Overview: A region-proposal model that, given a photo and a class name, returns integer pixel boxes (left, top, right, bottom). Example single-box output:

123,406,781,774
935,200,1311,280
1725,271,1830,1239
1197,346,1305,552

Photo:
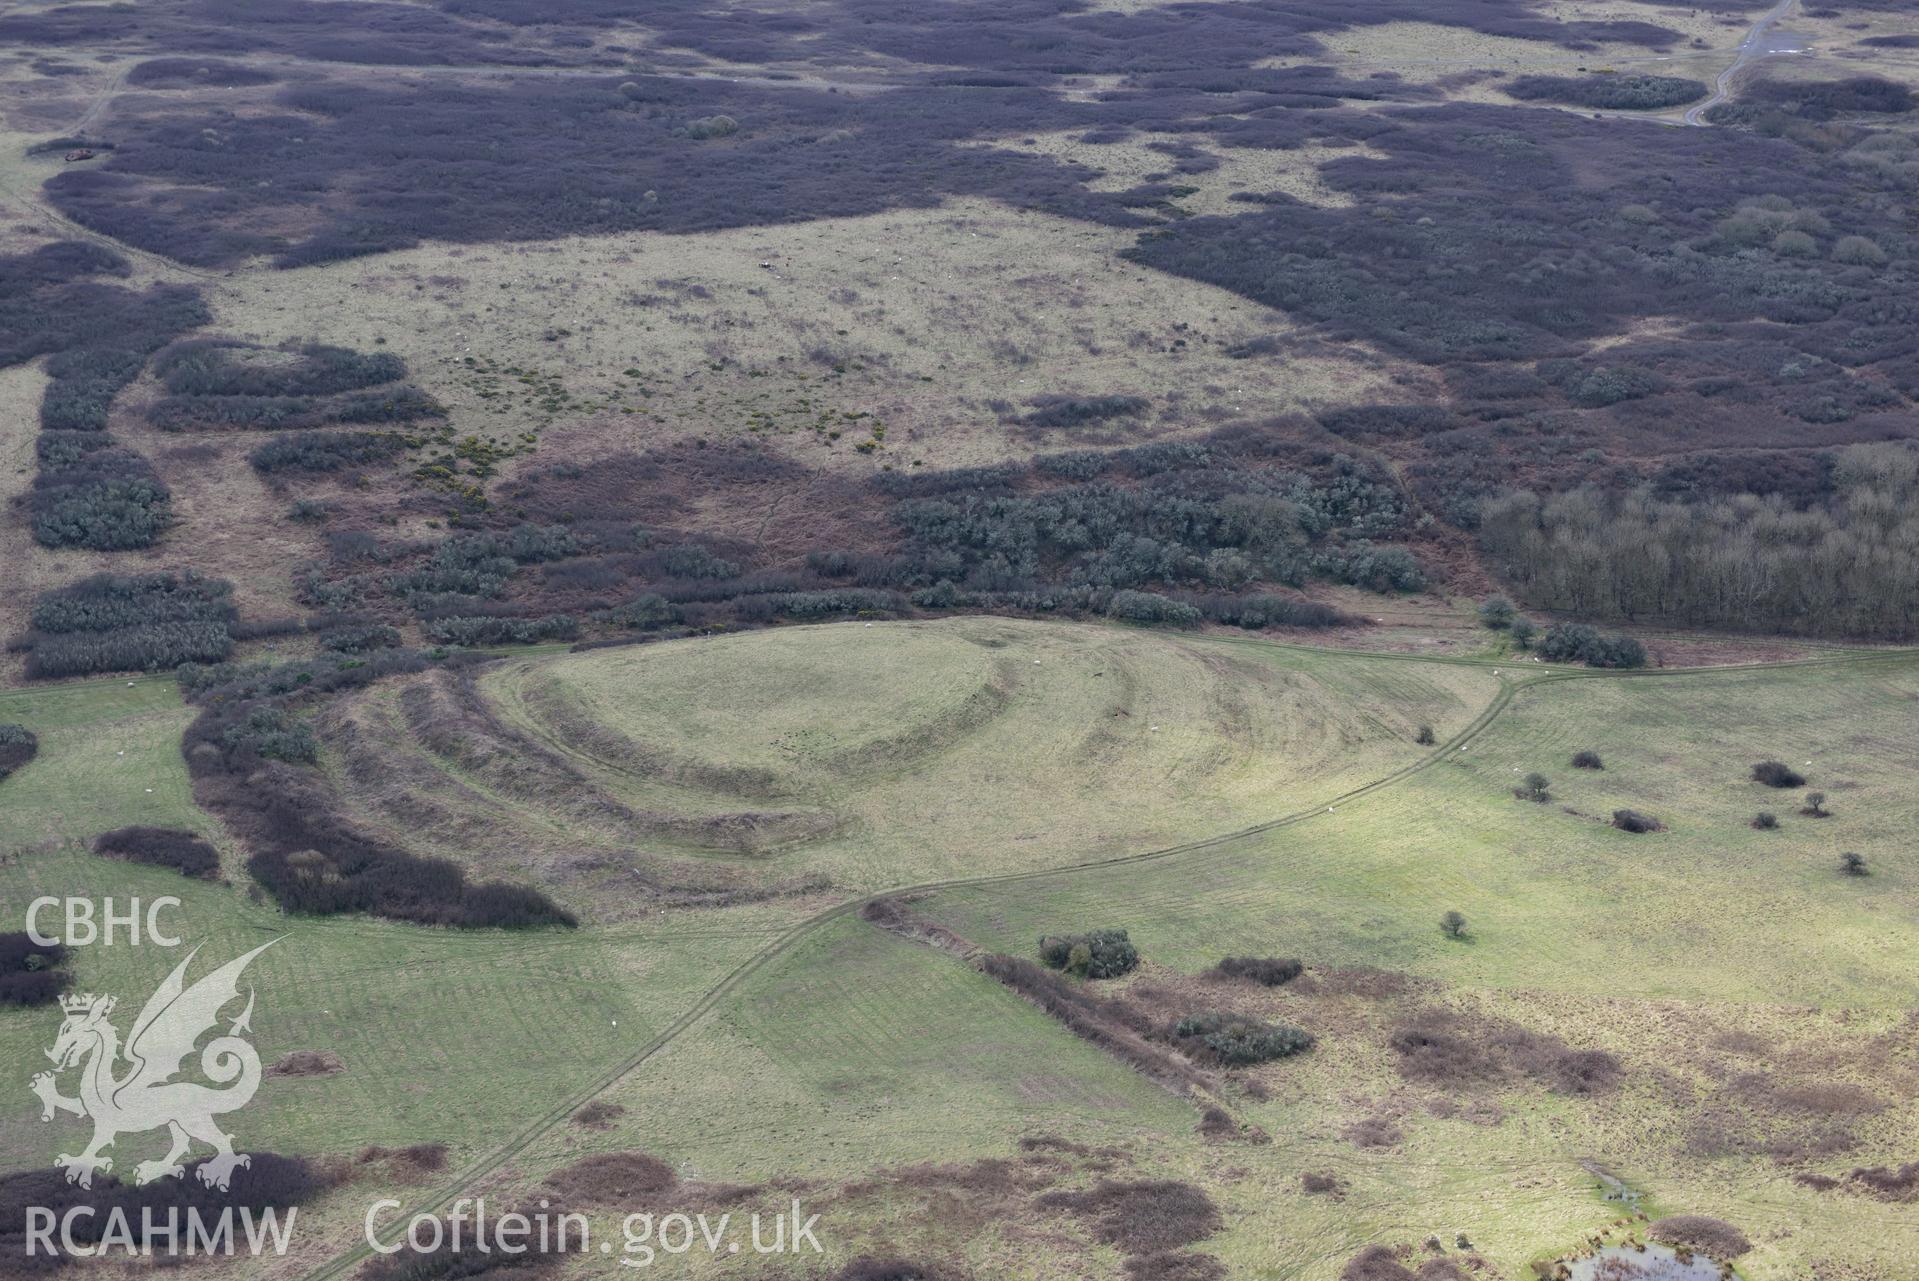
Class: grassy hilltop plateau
3,0,1919,1278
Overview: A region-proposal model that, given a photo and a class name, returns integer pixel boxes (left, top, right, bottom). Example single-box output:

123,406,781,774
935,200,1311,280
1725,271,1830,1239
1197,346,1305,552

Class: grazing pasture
8,626,1915,1278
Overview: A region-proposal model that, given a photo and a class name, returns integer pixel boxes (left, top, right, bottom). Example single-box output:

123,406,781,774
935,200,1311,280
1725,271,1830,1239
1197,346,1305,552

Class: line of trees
1479,444,1919,639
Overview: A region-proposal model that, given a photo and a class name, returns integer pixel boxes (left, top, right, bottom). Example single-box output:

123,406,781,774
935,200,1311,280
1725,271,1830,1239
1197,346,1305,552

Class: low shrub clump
157,339,406,398
0,932,69,1007
320,623,402,653
1186,593,1350,630
1171,1011,1314,1066
92,826,221,879
0,724,38,780
1647,1216,1751,1260
1108,590,1201,628
147,339,437,435
1212,956,1302,986
249,430,405,473
1752,811,1779,830
594,594,681,631
1388,1007,1619,1095
355,1201,563,1281
1016,394,1150,430
1844,1163,1919,1198
1036,1179,1222,1256
1039,928,1139,979
1477,595,1516,629
831,1259,965,1281
1514,772,1551,803
756,588,905,619
1537,622,1647,669
1752,760,1806,788
1612,809,1664,834
1571,750,1603,770
542,1152,677,1206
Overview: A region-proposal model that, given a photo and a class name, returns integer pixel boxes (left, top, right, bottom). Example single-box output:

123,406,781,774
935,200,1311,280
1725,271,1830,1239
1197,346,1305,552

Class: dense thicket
31,444,173,549
1170,1011,1314,1065
293,449,1379,642
890,449,1422,597
9,275,207,409
126,56,280,88
149,339,436,432
1481,444,1919,638
1127,105,1908,366
1039,928,1139,979
1535,623,1647,669
1733,76,1914,121
41,346,147,432
1388,1007,1620,1095
1504,74,1706,110
0,243,207,551
25,0,1686,267
1125,102,1919,571
1,0,1684,84
20,573,235,678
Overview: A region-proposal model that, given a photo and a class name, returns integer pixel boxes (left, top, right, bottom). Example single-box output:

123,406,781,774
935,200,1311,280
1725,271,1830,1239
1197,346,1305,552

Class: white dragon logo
29,941,275,1191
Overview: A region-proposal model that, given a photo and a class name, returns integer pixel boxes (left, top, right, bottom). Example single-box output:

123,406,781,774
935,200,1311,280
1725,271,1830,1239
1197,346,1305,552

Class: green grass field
889,655,1919,1278
3,629,1916,1280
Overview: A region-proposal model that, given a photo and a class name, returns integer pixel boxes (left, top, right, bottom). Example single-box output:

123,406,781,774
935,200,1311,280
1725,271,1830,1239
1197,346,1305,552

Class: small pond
1564,1242,1729,1281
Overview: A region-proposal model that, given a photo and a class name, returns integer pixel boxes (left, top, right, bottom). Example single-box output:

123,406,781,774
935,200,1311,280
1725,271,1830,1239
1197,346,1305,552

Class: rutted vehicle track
1683,0,1801,127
